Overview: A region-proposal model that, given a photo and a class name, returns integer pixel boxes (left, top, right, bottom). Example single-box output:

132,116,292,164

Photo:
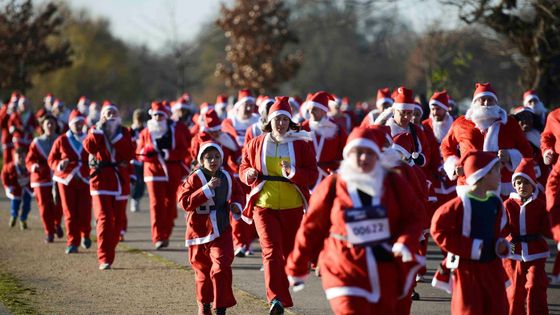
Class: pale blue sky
39,0,460,51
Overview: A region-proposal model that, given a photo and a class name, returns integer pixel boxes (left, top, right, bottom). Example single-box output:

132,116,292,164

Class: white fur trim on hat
148,109,168,117
343,138,381,159
101,105,118,116
523,95,540,107
466,157,500,186
69,116,85,126
307,101,329,113
472,91,498,104
234,96,256,109
197,143,224,165
376,98,394,108
429,99,448,111
511,172,538,189
267,110,292,123
171,102,193,112
392,103,416,111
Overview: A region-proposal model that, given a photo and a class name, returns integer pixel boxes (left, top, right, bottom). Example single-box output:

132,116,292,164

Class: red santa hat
523,90,540,106
288,96,301,111
17,96,29,107
391,133,416,160
68,109,85,126
233,89,256,110
215,94,228,108
413,101,423,116
392,86,416,111
77,96,88,106
460,150,500,186
197,141,224,165
306,91,332,113
376,88,394,108
149,101,170,118
100,100,118,117
328,93,341,109
9,92,20,105
201,109,222,132
172,95,194,112
200,102,215,115
429,90,449,111
511,106,534,116
472,82,498,104
43,93,54,106
342,127,384,159
511,158,538,189
267,96,292,123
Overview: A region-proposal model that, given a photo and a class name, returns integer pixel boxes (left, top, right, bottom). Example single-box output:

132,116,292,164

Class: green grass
0,269,38,314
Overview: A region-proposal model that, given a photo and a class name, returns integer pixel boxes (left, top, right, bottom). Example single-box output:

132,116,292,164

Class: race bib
344,206,391,246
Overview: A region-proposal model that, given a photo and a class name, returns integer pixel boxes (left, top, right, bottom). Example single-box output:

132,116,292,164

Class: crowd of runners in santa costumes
1,81,560,315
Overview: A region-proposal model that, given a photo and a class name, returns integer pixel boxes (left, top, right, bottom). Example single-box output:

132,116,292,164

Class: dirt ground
0,204,269,315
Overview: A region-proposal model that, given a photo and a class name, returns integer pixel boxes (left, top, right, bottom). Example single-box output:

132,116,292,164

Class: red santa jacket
441,115,533,194
48,130,89,186
504,192,552,261
8,111,39,149
178,168,245,246
26,135,57,188
286,171,424,302
2,161,32,200
0,105,12,148
221,114,259,147
244,121,264,145
422,118,457,196
83,125,134,196
301,119,347,187
172,120,194,171
136,121,189,182
431,192,508,263
190,131,241,174
239,133,318,223
541,108,560,172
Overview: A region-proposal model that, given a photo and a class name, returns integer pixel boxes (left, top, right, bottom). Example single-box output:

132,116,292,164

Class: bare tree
441,0,560,104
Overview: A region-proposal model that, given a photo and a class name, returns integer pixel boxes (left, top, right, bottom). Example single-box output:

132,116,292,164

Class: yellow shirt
255,155,303,209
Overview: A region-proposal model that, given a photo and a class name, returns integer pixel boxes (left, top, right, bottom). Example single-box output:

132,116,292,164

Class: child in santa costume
221,89,260,147
83,101,135,270
48,109,92,254
178,141,244,315
431,150,510,315
27,114,63,243
503,158,551,315
3,145,33,230
285,126,424,315
301,91,347,190
137,101,189,250
239,96,318,314
541,107,560,243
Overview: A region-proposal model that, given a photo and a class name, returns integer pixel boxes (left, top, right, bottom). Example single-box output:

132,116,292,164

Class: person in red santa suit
301,91,347,190
214,94,230,121
0,92,20,164
35,93,55,121
522,90,547,127
26,114,63,243
222,89,260,148
170,97,195,176
286,126,424,315
245,97,274,145
440,82,533,198
136,101,189,250
431,150,511,315
49,109,92,254
503,158,551,315
8,96,39,151
510,106,549,193
83,101,134,270
239,96,318,314
190,108,241,174
361,88,394,127
288,96,304,124
3,144,33,230
422,90,457,208
328,95,354,134
178,141,245,315
51,99,70,133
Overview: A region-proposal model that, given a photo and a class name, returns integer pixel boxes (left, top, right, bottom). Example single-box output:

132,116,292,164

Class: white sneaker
234,247,246,257
416,274,425,282
130,199,139,212
99,263,111,270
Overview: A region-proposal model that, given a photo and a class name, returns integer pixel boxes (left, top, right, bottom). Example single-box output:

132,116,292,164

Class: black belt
259,174,291,183
199,205,216,211
511,234,541,243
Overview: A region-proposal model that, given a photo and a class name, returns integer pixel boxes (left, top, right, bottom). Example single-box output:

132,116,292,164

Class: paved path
123,198,560,315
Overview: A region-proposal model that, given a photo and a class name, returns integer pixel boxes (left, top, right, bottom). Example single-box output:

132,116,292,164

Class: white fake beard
431,114,453,143
147,119,168,139
467,105,503,131
104,117,122,136
338,158,385,197
309,117,337,139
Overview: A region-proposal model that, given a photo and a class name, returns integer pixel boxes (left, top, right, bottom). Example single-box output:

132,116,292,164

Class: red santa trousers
58,178,91,247
92,195,119,265
253,206,303,308
328,262,400,315
189,227,236,309
34,186,62,235
451,259,508,315
231,213,257,250
506,258,548,315
146,180,177,243
116,199,127,237
546,168,560,241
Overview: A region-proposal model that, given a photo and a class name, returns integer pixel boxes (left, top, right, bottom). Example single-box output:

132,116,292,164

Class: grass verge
0,268,37,314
